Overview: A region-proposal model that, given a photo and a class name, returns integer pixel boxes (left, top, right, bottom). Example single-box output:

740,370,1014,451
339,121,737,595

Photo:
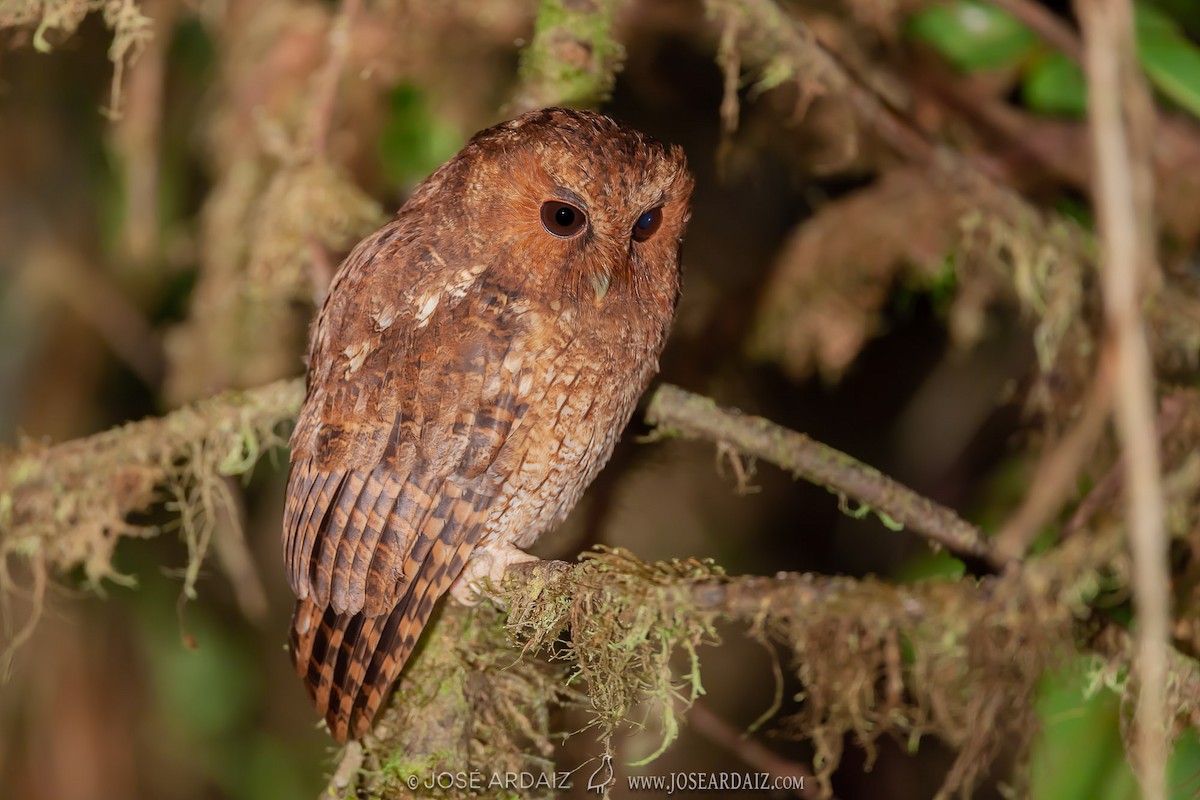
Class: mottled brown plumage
282,107,693,742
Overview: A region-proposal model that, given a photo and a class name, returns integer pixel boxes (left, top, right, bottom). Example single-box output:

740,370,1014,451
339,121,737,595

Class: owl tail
288,536,475,742
288,597,428,743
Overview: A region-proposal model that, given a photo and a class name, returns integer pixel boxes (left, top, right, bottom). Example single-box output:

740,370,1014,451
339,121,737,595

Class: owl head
414,107,694,309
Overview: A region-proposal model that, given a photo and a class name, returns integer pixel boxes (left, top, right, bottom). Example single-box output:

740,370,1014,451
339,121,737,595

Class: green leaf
907,1,1038,71
1023,52,1088,117
1032,662,1200,799
1031,666,1135,800
1136,3,1180,37
1136,5,1200,119
1169,731,1200,799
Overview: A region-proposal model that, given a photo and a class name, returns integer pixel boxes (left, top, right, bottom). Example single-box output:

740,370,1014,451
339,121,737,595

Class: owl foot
449,545,540,606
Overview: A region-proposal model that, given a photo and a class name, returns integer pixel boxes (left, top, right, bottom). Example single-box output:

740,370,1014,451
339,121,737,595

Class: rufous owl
282,107,694,742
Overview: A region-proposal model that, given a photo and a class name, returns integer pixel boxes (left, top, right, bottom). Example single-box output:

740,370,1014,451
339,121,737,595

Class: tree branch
1,374,1196,799
645,384,1001,565
1076,0,1169,795
0,378,304,586
494,545,1199,799
307,0,361,158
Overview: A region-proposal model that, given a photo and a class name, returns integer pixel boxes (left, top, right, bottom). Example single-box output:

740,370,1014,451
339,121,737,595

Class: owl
282,107,694,742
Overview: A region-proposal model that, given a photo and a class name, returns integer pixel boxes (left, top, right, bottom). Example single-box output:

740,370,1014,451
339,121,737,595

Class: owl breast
479,301,664,550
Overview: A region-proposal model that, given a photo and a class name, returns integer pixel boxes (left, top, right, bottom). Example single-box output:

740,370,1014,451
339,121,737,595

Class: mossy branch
0,377,303,592
349,543,1200,800
646,383,1000,565
1,375,1198,798
1,0,154,118
513,0,626,113
704,0,1060,224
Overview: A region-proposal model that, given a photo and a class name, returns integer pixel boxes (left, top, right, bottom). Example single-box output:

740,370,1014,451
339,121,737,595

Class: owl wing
282,230,531,741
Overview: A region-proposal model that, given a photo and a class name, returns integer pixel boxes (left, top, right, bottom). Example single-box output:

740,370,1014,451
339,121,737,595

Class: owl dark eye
540,201,587,238
631,207,663,242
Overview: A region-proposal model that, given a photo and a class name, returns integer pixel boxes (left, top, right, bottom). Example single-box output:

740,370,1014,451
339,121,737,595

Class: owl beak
591,270,611,301
588,238,627,302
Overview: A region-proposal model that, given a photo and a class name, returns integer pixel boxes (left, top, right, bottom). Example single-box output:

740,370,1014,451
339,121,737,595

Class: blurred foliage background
1,0,1200,798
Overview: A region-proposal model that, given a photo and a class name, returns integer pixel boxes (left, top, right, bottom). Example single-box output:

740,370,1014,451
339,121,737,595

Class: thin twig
993,346,1115,561
212,476,269,624
1062,392,1191,538
0,549,45,679
1076,0,1168,795
687,702,817,797
113,0,173,263
308,235,335,307
25,244,164,386
645,384,1001,565
715,9,742,176
308,0,361,158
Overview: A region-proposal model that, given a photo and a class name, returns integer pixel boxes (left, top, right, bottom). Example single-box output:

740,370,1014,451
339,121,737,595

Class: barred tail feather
288,534,476,742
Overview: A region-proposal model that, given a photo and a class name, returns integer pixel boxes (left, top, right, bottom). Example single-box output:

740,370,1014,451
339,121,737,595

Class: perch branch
500,548,1200,798
0,371,1195,799
1077,0,1168,795
645,384,1000,565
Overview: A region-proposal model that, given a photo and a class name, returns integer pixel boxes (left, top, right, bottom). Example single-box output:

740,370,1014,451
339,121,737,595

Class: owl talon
449,546,540,606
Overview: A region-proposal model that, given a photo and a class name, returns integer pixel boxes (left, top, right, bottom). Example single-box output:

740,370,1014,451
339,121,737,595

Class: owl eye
540,201,587,238
631,207,663,242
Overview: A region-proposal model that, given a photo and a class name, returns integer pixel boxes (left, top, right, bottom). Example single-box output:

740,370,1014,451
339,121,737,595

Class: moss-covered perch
345,543,1200,799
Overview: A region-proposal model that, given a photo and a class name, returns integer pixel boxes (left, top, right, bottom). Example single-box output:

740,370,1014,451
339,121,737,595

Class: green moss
352,602,569,800
516,0,625,109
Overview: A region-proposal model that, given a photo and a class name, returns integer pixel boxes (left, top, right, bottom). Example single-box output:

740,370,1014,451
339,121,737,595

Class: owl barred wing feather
288,495,487,742
282,222,534,741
